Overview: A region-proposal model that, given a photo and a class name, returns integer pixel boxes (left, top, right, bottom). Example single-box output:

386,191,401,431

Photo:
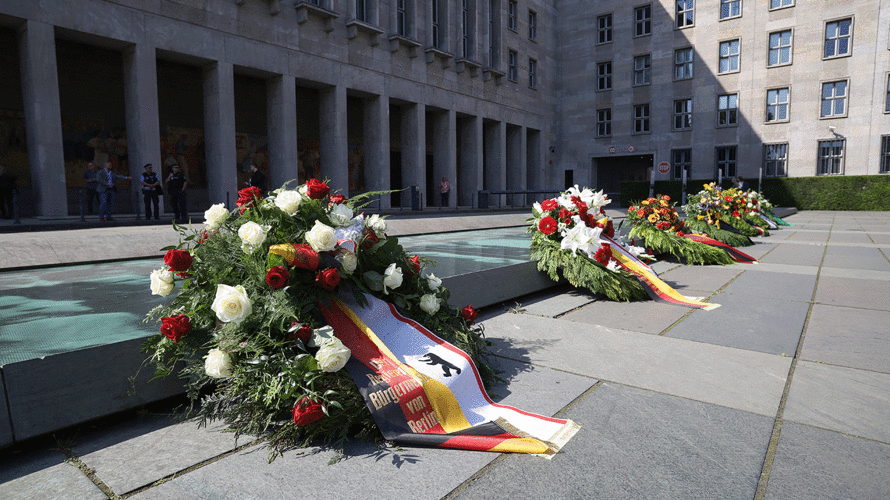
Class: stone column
320,85,348,195
458,114,482,207
267,75,298,189
18,21,66,217
363,94,390,208
432,110,456,207
484,119,506,191
526,128,544,194
203,61,238,207
123,43,161,181
506,124,526,205
401,103,426,208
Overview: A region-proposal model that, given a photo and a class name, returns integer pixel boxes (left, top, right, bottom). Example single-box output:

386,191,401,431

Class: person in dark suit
247,163,267,194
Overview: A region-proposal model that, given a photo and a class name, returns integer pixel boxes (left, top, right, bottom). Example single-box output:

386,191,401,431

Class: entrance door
595,155,653,198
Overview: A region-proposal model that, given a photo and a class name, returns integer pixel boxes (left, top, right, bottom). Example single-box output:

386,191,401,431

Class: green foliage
684,218,754,247
628,225,735,266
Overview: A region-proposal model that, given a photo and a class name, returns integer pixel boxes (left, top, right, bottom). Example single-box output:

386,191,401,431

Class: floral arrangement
144,180,489,456
528,186,652,302
683,184,763,246
625,195,734,266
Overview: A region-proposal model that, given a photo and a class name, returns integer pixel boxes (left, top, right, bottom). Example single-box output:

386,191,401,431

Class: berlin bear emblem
417,353,462,377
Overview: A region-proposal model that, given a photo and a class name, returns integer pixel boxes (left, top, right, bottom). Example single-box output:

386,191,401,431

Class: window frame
769,0,793,11
820,79,849,119
763,143,789,177
674,47,694,80
395,0,409,37
715,145,738,178
508,50,518,82
817,139,845,175
596,61,613,92
634,4,652,38
718,38,741,74
596,108,612,138
768,29,793,67
507,0,517,32
885,73,890,113
673,98,693,131
633,103,651,135
672,148,692,180
880,136,890,173
528,10,537,41
719,0,741,21
597,13,613,45
717,93,739,127
633,54,652,86
823,17,853,60
765,86,791,124
676,0,695,29
528,57,537,89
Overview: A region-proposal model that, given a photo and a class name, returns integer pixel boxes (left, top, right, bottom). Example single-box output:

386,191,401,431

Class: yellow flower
647,214,659,223
641,200,649,206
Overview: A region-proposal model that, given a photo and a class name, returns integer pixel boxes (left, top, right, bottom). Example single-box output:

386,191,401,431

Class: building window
720,0,740,20
770,0,793,9
817,140,845,175
396,0,408,36
431,0,442,49
596,108,612,137
824,18,852,59
528,10,537,41
461,0,471,59
488,0,499,68
821,80,848,118
597,14,612,44
634,54,651,86
676,0,694,28
634,104,650,134
766,87,790,123
672,149,691,180
718,93,738,126
634,5,651,37
508,0,517,31
885,74,890,112
764,143,788,177
768,30,792,66
674,47,693,80
356,0,369,22
508,50,518,81
719,39,740,73
716,146,737,177
529,58,537,88
881,136,890,173
597,61,612,91
674,99,693,130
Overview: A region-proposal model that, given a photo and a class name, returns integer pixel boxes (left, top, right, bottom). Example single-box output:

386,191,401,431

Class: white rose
274,190,302,216
308,325,336,348
203,203,230,229
210,284,253,324
315,338,351,372
305,220,337,253
150,268,175,296
335,251,358,274
205,348,233,378
237,222,270,253
426,273,442,290
419,294,441,315
382,263,403,294
329,203,353,226
366,214,387,233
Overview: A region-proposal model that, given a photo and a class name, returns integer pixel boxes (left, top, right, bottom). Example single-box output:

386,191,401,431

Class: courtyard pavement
1,210,889,499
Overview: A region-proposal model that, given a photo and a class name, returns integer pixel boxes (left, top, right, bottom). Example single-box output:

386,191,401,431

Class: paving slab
800,304,890,374
814,276,890,311
828,231,875,245
765,422,890,500
818,266,890,281
454,382,773,500
783,231,829,243
0,448,106,500
718,270,816,303
483,312,791,417
757,243,825,267
783,361,890,443
128,356,595,500
868,233,890,245
507,285,597,318
741,262,819,276
822,245,890,271
656,265,743,294
560,298,692,335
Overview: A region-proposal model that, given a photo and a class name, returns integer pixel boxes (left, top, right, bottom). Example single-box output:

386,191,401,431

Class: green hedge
620,175,890,210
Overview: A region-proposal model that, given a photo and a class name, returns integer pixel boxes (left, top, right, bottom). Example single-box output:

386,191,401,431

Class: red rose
408,255,421,274
329,194,345,204
541,199,558,211
538,216,557,235
160,314,191,342
266,266,290,289
461,305,478,325
164,249,193,272
288,244,320,271
305,179,330,199
288,322,313,344
236,187,263,214
292,397,325,426
362,228,380,249
316,267,341,291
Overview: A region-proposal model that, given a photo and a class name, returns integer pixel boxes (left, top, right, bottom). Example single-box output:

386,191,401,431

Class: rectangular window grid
634,104,650,134
634,55,651,86
718,93,738,126
508,51,517,81
676,0,694,28
508,0,517,31
716,146,737,178
886,74,890,112
528,11,537,40
396,0,407,36
764,143,788,177
598,14,612,44
674,99,693,130
719,39,740,73
529,58,537,88
461,0,469,58
596,108,612,137
635,5,651,36
597,61,612,91
770,0,793,9
766,88,789,122
769,30,792,66
672,149,691,180
821,81,848,118
674,48,693,80
720,0,740,20
356,0,367,22
824,19,852,58
817,140,844,175
431,0,441,49
881,136,890,173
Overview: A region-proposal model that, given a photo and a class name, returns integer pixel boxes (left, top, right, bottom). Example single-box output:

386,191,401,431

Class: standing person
166,164,189,223
83,162,99,214
246,163,267,194
737,176,750,191
96,161,132,221
140,163,161,220
439,176,450,207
